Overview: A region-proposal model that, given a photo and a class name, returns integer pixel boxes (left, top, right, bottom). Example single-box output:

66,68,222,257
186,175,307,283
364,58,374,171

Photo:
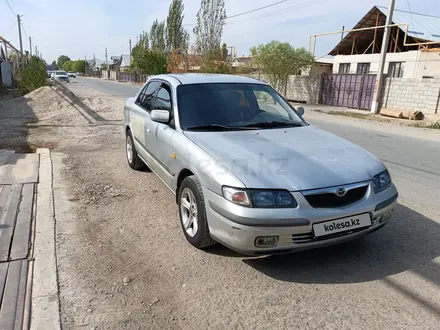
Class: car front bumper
204,182,398,255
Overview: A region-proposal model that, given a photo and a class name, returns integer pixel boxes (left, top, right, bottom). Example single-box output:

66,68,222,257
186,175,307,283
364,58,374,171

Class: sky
0,0,438,64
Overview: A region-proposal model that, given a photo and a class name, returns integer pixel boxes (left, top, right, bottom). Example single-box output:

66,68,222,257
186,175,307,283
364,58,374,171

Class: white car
51,71,70,83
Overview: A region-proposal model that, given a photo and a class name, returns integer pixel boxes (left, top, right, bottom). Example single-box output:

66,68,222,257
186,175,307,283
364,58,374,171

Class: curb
30,148,61,330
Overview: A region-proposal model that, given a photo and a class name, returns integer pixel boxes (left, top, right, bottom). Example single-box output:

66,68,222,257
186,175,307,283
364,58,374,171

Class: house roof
329,6,440,55
120,54,131,67
377,6,440,42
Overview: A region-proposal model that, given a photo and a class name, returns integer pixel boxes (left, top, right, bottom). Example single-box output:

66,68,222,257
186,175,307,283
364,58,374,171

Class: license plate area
313,213,371,237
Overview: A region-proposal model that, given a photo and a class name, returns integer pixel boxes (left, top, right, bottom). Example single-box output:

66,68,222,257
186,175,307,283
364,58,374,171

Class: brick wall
284,75,321,104
380,77,440,114
244,73,321,104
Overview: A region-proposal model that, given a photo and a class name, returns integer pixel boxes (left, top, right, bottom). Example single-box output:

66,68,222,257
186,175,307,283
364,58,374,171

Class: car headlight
373,170,391,193
222,187,297,208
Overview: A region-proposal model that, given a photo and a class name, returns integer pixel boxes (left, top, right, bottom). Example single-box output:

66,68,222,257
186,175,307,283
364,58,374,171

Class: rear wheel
178,176,216,249
126,130,145,170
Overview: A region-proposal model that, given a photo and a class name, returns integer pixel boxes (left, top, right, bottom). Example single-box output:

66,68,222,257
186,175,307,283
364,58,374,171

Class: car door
131,80,160,163
148,82,176,186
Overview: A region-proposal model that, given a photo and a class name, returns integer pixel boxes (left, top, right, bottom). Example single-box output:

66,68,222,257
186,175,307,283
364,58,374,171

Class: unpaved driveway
2,79,440,329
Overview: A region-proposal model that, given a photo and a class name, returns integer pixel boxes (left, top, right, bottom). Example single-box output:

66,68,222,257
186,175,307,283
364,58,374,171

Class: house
108,54,131,71
87,58,105,70
329,6,440,78
302,57,333,75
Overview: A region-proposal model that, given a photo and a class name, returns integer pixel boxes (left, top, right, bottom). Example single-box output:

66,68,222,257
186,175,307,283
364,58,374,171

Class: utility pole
371,0,395,114
341,26,345,40
29,36,32,55
3,41,8,59
17,14,23,56
35,45,38,57
105,48,108,70
129,38,132,83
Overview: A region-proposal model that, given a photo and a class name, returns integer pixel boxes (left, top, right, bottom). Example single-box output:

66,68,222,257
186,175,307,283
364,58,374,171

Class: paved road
76,76,140,97
66,77,440,329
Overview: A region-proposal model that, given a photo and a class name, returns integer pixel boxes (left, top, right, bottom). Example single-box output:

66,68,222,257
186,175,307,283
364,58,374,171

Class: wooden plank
0,185,22,262
0,260,27,330
0,263,8,303
0,154,40,185
0,185,12,225
13,260,28,330
10,184,34,260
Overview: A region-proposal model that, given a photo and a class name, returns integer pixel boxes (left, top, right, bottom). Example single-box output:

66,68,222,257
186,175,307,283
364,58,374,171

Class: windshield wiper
186,124,253,131
245,121,303,128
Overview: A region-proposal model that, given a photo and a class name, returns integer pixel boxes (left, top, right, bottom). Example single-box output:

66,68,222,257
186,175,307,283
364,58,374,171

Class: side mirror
150,109,170,123
295,106,305,117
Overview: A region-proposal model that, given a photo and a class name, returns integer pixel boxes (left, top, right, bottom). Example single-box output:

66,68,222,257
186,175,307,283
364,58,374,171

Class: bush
17,56,48,94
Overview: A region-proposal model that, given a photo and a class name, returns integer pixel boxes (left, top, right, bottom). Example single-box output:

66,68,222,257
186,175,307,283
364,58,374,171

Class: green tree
63,60,73,71
193,0,226,56
250,41,314,93
166,0,189,52
17,56,47,94
57,55,71,69
50,60,58,70
132,31,167,75
150,20,166,53
72,60,86,73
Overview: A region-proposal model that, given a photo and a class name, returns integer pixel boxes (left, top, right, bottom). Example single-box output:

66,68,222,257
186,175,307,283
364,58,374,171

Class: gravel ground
2,79,440,329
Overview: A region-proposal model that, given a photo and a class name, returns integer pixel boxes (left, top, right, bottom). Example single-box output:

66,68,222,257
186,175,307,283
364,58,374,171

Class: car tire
178,176,216,249
126,130,145,170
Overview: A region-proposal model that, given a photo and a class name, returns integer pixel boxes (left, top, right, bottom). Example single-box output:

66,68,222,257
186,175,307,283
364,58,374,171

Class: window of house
388,62,404,78
338,63,351,74
357,63,370,74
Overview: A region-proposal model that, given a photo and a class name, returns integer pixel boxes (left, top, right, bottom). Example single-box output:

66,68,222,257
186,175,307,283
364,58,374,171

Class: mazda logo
336,188,346,197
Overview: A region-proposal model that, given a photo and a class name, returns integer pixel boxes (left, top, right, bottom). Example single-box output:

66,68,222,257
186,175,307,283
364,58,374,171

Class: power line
21,22,29,38
183,0,289,26
2,20,17,35
226,0,328,26
4,0,17,16
247,0,328,20
406,0,416,31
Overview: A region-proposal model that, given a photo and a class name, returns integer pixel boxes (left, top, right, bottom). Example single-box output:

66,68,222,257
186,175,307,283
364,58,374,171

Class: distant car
51,71,70,83
123,73,398,255
47,70,53,78
68,72,76,78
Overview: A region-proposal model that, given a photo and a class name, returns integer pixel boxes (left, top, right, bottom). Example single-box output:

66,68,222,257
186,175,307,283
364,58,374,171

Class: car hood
184,126,385,191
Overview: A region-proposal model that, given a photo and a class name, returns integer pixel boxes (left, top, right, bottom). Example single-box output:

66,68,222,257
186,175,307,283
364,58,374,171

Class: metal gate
321,74,376,110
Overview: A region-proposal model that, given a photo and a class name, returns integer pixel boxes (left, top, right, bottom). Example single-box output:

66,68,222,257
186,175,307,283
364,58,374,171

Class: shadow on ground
243,204,440,285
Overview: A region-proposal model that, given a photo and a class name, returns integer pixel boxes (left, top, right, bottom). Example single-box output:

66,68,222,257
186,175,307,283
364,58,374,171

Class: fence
381,77,440,114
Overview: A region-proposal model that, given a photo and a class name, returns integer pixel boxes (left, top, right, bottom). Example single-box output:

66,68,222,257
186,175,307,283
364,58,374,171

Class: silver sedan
123,73,398,255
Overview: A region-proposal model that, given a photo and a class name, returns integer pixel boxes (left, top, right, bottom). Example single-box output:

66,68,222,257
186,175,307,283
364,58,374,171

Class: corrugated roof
377,6,440,41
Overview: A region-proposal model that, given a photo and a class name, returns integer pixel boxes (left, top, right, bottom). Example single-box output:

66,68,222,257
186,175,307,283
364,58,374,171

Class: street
49,78,440,329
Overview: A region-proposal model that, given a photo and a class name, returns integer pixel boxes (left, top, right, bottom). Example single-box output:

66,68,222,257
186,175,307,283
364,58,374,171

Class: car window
253,90,289,119
137,81,160,111
177,83,305,130
152,85,171,111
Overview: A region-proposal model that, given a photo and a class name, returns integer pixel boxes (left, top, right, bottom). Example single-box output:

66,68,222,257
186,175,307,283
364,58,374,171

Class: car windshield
177,83,306,131
56,71,67,75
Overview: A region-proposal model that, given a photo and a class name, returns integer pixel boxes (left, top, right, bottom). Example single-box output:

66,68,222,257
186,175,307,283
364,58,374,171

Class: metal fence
118,72,149,83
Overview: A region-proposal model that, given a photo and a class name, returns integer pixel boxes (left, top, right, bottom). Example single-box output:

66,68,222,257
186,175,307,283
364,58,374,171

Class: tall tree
250,41,314,93
166,0,189,52
57,55,71,70
132,31,167,75
193,0,226,56
150,20,166,53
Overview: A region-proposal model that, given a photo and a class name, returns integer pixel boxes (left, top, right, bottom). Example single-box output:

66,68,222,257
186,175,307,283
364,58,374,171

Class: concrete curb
31,148,61,330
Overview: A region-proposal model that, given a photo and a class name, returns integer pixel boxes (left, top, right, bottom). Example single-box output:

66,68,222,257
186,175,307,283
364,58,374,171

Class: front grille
304,185,368,208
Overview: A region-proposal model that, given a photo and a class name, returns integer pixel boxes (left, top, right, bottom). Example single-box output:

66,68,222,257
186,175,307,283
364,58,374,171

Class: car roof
153,73,266,85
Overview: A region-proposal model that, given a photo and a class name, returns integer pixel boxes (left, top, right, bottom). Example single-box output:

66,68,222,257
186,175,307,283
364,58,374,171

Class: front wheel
178,176,216,249
126,130,146,170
